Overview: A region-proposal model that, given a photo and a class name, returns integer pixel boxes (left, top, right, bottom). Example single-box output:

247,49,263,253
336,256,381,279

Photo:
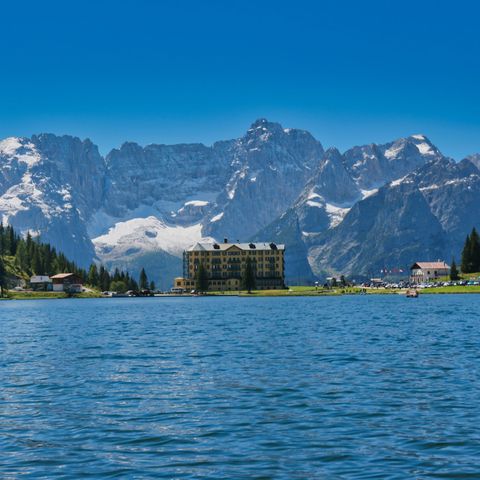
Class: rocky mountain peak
465,154,480,171
244,118,319,151
341,134,444,190
248,117,283,132
243,119,286,150
323,147,343,164
385,134,441,160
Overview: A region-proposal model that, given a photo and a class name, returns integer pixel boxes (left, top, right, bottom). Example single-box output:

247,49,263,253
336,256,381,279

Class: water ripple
1,295,480,478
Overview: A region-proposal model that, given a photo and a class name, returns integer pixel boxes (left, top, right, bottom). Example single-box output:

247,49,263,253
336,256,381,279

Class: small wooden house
50,273,83,293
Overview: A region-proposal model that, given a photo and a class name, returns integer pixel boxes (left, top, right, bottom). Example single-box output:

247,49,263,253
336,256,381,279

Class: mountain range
1,119,479,288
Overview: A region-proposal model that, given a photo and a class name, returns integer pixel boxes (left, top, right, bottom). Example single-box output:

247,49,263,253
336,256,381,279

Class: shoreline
2,286,480,300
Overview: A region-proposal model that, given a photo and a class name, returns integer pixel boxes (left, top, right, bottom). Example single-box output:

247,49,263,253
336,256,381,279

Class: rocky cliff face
0,121,478,287
257,134,448,279
307,157,480,278
103,141,231,220
0,135,104,266
343,135,443,190
202,118,325,241
466,154,480,171
308,181,449,277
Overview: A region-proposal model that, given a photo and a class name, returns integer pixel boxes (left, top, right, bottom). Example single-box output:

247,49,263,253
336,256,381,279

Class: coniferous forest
461,227,480,274
0,223,153,293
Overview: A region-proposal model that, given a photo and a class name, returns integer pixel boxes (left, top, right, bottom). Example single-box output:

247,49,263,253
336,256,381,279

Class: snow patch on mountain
0,137,47,222
384,144,403,160
93,216,214,257
0,190,26,224
415,142,435,156
390,176,407,187
361,188,378,199
0,137,41,166
306,200,323,208
184,200,209,207
402,134,437,157
302,192,350,228
0,169,58,223
210,212,224,222
325,203,350,227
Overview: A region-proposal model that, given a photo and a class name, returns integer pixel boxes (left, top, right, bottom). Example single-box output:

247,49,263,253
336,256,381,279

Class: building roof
50,273,80,280
30,275,52,283
411,262,450,270
187,242,285,252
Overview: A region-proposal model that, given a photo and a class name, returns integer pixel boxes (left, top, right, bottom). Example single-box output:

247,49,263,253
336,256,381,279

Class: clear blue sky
1,0,479,159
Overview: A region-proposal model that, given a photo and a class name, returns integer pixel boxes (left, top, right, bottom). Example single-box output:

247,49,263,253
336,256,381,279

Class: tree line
461,227,480,274
0,223,154,294
87,265,155,293
0,224,83,278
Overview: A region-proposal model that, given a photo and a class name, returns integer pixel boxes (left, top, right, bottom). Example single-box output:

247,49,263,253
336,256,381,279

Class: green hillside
0,224,151,298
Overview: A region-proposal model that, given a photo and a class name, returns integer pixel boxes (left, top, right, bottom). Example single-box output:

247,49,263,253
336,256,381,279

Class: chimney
224,238,228,244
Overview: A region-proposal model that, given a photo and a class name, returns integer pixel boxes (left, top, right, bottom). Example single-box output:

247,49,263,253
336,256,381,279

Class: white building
410,261,450,284
30,275,52,291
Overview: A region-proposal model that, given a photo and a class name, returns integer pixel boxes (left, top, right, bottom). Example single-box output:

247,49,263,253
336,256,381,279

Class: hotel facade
174,240,285,291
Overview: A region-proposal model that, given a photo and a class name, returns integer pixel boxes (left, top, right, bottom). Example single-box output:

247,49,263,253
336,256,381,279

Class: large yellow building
174,240,285,291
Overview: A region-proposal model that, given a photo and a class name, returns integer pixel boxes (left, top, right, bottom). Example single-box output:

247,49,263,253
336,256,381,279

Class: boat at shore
406,289,419,298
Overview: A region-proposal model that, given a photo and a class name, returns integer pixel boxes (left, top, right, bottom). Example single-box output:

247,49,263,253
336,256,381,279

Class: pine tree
149,280,156,291
87,264,99,287
242,257,256,293
0,223,4,255
461,233,472,273
8,226,16,255
113,268,121,282
99,266,111,292
195,263,209,292
25,231,34,258
31,248,42,274
470,228,480,272
0,256,6,297
450,258,460,281
44,246,55,275
127,274,138,292
461,228,480,273
15,241,30,274
139,268,148,290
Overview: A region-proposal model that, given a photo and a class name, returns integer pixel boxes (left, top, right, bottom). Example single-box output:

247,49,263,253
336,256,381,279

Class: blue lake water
1,295,480,479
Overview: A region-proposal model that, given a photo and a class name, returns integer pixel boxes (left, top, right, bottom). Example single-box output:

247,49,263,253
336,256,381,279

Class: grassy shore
210,284,480,297
2,285,480,300
0,290,103,300
209,286,358,297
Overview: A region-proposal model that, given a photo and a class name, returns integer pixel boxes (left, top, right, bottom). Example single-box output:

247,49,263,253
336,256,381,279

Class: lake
1,295,480,478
